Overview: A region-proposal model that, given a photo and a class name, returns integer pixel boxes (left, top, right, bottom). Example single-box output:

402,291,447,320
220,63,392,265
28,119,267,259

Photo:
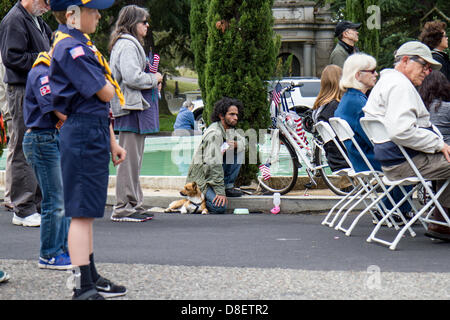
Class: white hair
340,53,377,91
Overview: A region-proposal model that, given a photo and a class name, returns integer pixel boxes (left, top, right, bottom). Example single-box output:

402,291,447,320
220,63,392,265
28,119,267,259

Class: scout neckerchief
52,30,125,106
32,52,51,68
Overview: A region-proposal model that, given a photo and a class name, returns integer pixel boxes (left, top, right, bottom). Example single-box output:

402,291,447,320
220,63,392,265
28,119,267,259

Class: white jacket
363,68,444,154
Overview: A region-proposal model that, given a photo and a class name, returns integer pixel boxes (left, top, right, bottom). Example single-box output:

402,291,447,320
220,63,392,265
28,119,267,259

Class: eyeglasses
139,20,149,26
360,69,377,74
409,56,432,73
44,0,49,5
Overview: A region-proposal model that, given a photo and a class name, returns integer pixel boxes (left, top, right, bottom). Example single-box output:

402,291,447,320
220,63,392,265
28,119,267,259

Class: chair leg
322,185,360,227
389,200,435,250
335,183,379,233
345,185,393,236
367,185,418,246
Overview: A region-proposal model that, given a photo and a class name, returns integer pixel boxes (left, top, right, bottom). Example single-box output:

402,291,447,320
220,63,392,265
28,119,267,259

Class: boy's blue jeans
23,129,70,258
205,151,243,214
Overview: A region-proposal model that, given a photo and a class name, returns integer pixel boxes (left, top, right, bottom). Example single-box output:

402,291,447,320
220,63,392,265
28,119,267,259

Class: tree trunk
159,74,172,115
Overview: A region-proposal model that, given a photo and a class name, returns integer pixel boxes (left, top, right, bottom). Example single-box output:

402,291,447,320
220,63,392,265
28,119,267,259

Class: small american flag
149,53,160,73
259,163,271,181
70,46,85,60
40,76,49,85
272,82,282,106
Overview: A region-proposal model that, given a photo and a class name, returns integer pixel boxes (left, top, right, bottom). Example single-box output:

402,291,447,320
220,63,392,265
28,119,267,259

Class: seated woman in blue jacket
334,53,413,222
174,100,195,134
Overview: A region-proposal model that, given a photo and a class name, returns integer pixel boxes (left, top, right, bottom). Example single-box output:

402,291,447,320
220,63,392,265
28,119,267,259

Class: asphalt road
0,206,449,301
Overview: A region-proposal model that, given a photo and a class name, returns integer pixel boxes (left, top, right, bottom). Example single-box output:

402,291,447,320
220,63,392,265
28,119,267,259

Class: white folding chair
360,117,450,250
314,121,378,228
329,117,410,236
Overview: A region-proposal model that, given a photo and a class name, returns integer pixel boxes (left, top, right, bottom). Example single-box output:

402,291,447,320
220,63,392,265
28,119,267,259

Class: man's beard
31,1,47,16
225,119,237,129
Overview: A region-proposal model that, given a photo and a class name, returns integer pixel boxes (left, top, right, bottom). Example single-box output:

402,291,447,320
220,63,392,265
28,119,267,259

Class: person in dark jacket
312,64,347,171
419,20,450,82
329,20,361,68
0,0,52,227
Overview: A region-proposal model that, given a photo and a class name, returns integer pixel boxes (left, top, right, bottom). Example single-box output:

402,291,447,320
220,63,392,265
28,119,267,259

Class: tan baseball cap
395,41,442,70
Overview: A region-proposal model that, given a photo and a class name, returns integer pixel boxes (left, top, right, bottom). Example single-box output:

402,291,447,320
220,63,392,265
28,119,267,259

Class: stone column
303,43,313,76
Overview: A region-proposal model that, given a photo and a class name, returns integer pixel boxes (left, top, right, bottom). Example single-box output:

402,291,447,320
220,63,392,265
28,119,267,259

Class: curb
0,171,363,214
105,191,349,214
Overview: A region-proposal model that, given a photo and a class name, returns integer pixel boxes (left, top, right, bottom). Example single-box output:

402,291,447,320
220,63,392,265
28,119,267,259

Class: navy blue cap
334,20,361,38
51,0,115,11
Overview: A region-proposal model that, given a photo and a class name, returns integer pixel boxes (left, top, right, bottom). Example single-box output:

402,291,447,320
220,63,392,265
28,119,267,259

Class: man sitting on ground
186,97,245,214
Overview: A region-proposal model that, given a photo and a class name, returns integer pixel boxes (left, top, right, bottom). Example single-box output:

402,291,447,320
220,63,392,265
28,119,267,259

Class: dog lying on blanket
164,182,208,214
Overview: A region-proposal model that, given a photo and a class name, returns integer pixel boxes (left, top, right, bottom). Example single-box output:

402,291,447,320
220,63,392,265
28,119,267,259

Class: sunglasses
360,69,377,74
44,0,49,5
139,20,150,26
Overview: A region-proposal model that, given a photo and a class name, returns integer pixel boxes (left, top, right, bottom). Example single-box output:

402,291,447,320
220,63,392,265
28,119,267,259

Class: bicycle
257,82,358,196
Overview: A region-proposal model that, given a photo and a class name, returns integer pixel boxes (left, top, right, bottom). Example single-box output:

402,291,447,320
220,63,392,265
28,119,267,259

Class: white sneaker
12,213,41,227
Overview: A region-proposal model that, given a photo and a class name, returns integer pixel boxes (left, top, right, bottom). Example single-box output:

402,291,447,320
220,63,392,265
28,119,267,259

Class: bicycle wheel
313,144,359,196
258,133,299,195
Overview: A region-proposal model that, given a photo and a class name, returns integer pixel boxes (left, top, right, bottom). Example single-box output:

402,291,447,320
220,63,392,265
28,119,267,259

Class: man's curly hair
419,20,447,50
210,97,244,123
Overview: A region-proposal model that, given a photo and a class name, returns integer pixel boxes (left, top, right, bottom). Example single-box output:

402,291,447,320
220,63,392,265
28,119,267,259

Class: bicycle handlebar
276,82,304,96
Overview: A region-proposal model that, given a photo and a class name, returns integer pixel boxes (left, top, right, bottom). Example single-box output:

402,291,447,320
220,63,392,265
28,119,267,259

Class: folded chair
314,121,381,228
360,117,450,250
329,117,410,236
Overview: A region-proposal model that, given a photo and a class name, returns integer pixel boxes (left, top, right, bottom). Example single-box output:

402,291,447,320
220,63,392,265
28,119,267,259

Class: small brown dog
164,182,208,214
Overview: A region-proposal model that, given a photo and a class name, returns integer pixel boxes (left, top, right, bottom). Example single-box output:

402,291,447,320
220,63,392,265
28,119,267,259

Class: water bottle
271,192,281,214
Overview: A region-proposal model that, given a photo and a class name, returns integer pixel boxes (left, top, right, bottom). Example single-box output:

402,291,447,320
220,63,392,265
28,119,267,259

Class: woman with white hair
334,53,412,222
334,53,378,172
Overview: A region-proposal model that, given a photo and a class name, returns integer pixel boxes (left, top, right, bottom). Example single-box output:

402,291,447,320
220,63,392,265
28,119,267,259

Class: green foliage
159,114,177,132
274,54,294,78
204,0,278,128
344,0,380,60
189,0,208,101
325,0,450,70
200,0,279,184
0,0,15,19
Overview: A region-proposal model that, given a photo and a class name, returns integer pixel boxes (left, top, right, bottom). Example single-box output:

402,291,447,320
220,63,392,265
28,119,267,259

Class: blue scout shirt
24,62,59,129
50,24,108,118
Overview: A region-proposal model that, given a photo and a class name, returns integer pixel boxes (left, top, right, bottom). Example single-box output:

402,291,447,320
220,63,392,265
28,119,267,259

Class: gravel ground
1,259,449,300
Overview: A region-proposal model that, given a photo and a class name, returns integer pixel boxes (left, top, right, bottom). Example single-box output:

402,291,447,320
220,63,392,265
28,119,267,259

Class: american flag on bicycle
259,163,271,180
271,82,282,106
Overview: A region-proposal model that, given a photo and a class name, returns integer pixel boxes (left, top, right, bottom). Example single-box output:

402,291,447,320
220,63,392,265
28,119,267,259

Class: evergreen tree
203,0,279,184
343,0,380,61
190,0,208,101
